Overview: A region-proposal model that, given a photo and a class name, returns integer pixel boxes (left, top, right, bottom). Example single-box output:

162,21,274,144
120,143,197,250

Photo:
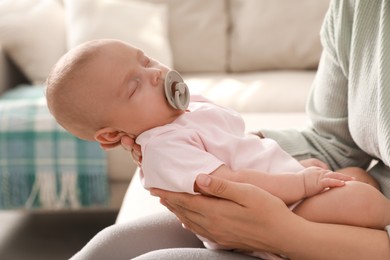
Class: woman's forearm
284,217,390,260
154,174,390,259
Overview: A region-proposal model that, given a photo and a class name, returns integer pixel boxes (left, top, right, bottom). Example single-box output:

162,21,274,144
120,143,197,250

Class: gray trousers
70,211,257,260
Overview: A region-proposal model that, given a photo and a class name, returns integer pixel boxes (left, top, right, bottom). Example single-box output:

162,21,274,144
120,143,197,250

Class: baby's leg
292,181,390,229
336,166,380,189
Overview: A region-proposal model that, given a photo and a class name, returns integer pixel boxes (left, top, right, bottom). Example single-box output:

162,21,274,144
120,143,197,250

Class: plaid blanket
0,86,108,209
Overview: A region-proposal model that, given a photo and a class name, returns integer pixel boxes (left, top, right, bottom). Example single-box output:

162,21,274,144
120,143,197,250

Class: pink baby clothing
136,95,303,193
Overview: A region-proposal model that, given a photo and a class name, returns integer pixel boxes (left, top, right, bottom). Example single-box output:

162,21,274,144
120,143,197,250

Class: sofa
0,0,330,215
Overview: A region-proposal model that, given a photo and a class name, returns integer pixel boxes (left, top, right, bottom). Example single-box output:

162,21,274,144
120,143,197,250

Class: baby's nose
150,69,162,86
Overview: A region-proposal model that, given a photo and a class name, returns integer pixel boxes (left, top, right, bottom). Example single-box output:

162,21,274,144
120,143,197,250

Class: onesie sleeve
140,130,224,194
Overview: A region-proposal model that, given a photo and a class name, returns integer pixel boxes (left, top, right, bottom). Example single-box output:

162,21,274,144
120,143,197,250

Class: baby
46,39,390,259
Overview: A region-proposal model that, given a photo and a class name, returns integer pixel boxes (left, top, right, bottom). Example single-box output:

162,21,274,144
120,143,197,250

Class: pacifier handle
164,70,190,110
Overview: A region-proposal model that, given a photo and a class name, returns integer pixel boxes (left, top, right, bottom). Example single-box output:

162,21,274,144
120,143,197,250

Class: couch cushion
142,0,227,73
106,146,137,182
228,0,330,72
0,0,40,14
0,0,66,83
183,71,315,113
64,0,173,67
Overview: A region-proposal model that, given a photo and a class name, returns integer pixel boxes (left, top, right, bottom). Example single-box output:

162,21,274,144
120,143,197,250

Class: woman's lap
70,210,258,259
70,211,203,260
133,248,258,260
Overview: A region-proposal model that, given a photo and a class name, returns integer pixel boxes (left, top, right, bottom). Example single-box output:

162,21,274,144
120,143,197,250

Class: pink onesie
136,95,303,259
137,95,303,193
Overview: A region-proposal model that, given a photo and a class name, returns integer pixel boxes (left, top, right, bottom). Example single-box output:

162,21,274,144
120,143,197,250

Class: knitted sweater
262,0,390,200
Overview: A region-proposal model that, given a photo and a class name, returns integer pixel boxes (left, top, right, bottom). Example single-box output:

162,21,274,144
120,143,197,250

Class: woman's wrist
281,219,390,260
270,212,309,257
246,205,307,257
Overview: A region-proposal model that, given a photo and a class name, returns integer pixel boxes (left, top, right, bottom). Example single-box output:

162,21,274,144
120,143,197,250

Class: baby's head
46,39,180,146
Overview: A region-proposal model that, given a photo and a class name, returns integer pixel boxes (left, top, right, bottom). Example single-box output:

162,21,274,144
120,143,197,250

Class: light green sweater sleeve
263,0,372,170
261,0,390,199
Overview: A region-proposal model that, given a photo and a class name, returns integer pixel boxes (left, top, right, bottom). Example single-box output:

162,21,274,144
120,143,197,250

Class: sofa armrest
0,45,29,95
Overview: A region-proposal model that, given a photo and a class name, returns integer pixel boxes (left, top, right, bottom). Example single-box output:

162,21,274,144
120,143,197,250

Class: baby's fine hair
45,40,108,141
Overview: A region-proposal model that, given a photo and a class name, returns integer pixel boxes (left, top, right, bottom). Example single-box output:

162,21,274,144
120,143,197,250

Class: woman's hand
99,135,142,165
120,135,142,166
99,140,122,150
151,174,301,255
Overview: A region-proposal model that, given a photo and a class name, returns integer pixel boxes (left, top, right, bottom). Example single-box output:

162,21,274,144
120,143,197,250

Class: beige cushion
142,0,227,73
0,0,66,83
64,0,173,67
106,146,137,182
229,0,330,72
0,0,40,14
183,71,315,113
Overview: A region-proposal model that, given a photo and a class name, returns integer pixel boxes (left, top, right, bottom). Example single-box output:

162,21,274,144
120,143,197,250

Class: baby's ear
94,127,125,145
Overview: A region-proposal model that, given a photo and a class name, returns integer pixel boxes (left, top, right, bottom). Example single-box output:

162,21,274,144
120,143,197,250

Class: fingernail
197,174,211,187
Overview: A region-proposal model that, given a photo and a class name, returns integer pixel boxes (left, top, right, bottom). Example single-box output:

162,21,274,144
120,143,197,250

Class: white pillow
0,0,39,15
142,0,227,73
0,0,66,84
64,0,172,67
229,0,330,72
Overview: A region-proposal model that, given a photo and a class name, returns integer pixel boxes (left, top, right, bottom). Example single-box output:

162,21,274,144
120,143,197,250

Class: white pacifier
164,70,190,110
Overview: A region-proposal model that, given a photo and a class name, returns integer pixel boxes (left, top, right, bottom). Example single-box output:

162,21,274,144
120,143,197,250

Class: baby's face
85,41,180,138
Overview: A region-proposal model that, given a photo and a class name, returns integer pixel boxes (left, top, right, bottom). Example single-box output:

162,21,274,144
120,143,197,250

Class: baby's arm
207,165,354,205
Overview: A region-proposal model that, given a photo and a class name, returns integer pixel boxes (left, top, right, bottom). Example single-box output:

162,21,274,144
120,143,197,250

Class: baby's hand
300,167,355,198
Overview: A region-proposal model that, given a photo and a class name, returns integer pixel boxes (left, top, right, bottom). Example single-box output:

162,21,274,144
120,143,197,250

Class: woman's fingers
120,135,135,151
121,135,142,165
153,174,254,211
99,141,121,150
195,174,258,206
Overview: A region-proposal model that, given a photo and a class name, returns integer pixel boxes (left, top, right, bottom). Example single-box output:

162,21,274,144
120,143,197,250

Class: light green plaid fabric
0,86,108,209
